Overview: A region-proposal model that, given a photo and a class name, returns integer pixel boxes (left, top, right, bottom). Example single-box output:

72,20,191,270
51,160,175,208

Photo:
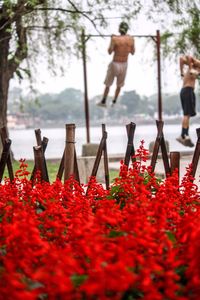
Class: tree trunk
0,18,12,158
0,71,9,128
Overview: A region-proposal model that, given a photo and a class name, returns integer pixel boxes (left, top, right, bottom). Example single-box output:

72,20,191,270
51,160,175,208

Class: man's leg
177,115,194,147
101,86,110,104
112,86,121,104
181,115,190,138
98,62,114,107
97,86,110,107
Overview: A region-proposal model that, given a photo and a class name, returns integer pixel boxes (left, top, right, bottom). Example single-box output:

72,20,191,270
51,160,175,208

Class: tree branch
34,7,91,14
26,25,73,32
8,15,27,77
67,0,99,31
0,0,46,31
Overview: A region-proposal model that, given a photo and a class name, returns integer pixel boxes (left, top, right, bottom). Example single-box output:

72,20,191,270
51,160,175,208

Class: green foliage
121,91,148,116
165,230,176,244
70,274,88,288
3,159,119,184
8,87,188,127
157,1,200,56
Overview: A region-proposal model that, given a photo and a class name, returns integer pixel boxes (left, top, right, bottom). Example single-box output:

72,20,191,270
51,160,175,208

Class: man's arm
179,56,186,77
180,55,194,76
108,36,114,54
130,37,135,55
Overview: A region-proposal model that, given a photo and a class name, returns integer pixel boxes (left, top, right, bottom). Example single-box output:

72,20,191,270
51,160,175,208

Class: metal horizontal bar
86,34,156,38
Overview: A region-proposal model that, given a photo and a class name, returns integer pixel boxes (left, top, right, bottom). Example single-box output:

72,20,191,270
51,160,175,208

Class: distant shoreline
8,115,199,130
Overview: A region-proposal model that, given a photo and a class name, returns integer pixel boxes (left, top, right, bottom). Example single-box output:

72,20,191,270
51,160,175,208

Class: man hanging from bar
176,55,200,147
180,54,200,76
97,22,135,108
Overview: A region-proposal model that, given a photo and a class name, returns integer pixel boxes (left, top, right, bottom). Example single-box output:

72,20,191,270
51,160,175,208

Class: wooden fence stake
190,127,200,179
64,124,76,181
90,131,107,178
57,125,79,183
124,122,136,167
35,128,42,146
57,151,64,180
0,138,12,183
86,126,108,194
0,127,14,181
33,145,48,182
102,124,109,190
150,120,170,176
31,129,49,182
170,151,180,184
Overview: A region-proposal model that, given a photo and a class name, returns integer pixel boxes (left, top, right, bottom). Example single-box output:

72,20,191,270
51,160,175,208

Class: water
9,124,199,160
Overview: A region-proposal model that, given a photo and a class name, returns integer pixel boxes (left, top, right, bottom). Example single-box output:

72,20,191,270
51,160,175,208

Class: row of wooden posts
0,120,200,189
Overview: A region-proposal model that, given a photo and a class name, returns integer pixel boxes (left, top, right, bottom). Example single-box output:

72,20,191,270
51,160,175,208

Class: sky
10,10,182,99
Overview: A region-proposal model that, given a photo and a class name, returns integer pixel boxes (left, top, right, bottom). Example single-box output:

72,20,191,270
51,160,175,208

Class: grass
2,160,119,184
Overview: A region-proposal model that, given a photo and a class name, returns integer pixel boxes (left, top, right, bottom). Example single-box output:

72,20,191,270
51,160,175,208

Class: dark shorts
180,86,196,117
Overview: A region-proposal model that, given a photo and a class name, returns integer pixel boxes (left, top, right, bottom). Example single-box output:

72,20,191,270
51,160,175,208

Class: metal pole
81,29,90,144
156,30,162,121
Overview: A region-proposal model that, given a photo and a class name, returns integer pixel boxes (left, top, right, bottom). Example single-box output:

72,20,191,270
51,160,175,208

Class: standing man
176,56,200,147
97,21,135,107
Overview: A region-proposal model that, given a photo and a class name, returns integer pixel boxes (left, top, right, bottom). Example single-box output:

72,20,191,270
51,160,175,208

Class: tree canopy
0,0,142,127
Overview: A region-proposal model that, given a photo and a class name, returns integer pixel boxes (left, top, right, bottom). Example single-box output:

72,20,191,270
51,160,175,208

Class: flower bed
0,143,200,299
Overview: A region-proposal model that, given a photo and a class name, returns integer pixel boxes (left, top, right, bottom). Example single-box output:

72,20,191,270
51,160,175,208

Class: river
9,123,199,160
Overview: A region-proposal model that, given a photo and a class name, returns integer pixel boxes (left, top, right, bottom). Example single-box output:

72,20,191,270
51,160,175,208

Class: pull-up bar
86,34,157,38
81,30,162,144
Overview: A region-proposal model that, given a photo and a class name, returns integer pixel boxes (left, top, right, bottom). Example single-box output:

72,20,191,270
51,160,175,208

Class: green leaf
70,274,88,287
108,230,127,238
166,230,176,243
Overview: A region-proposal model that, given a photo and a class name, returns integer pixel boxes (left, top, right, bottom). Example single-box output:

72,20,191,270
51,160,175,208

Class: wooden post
33,145,48,182
124,122,136,167
0,139,12,183
90,131,107,178
170,151,180,183
74,149,80,184
150,120,170,176
86,130,107,195
57,150,65,180
0,127,14,181
57,128,80,184
64,124,76,181
35,128,42,146
191,127,200,179
102,124,109,190
31,136,49,182
150,120,163,172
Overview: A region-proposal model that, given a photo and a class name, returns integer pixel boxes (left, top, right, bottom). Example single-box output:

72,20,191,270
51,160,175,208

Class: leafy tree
162,93,181,115
26,88,84,123
120,90,148,116
148,0,200,57
0,0,142,131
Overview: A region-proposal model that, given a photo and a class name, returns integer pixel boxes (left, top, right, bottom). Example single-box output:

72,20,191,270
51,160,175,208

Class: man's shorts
104,61,128,87
180,86,196,117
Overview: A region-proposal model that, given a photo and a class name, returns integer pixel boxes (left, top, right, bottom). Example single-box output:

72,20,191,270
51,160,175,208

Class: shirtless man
97,22,135,107
176,56,200,147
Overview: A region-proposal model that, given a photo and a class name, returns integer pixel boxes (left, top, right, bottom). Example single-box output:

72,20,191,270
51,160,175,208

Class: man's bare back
108,35,135,63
